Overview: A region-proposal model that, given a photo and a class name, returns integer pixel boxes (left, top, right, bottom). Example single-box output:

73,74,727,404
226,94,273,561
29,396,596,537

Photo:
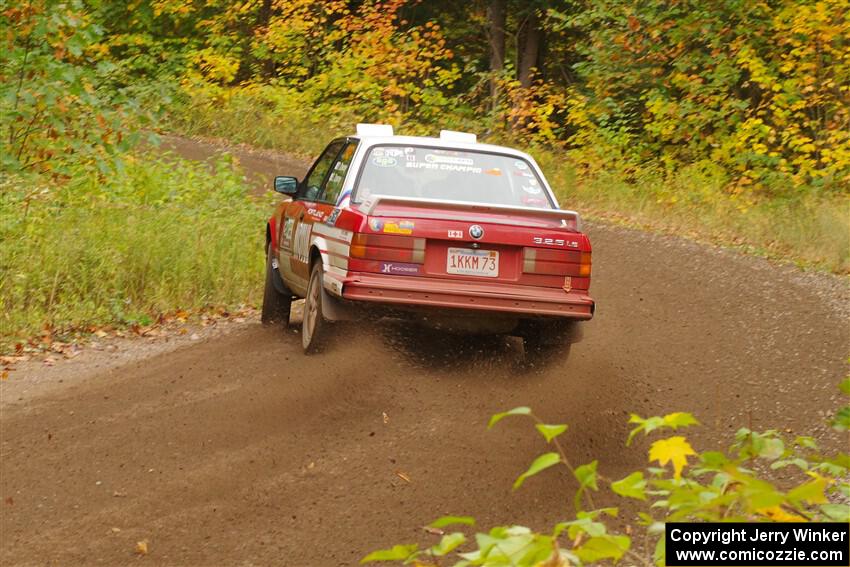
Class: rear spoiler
357,195,582,231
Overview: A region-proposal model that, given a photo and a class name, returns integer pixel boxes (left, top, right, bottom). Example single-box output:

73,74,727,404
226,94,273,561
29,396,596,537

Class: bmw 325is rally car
262,124,595,354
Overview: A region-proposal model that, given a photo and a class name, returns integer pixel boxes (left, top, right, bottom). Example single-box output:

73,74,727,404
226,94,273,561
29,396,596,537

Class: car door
278,140,345,295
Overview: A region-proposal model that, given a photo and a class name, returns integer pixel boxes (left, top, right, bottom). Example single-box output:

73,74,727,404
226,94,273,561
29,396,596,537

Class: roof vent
439,129,477,144
356,123,394,137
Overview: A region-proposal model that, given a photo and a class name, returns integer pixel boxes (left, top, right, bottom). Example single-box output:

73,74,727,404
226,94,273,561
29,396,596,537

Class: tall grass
0,152,270,346
176,85,850,274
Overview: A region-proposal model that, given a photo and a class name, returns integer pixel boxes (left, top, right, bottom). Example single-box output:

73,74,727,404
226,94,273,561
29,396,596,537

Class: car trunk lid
354,195,591,290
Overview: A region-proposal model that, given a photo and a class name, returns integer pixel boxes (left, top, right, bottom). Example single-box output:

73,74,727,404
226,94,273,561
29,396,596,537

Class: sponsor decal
514,161,528,170
447,229,464,239
368,218,384,231
425,154,474,166
383,220,414,235
326,208,341,226
306,207,326,221
380,262,421,276
469,225,484,239
405,161,481,173
383,148,403,157
483,168,502,176
404,147,415,154
522,184,542,194
563,276,572,292
372,156,397,168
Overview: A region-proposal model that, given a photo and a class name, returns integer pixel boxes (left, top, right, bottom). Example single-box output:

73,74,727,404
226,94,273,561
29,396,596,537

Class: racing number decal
281,217,295,250
293,222,312,262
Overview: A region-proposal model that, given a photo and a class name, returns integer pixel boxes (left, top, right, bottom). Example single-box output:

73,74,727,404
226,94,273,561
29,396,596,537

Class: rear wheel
302,261,329,353
261,244,291,327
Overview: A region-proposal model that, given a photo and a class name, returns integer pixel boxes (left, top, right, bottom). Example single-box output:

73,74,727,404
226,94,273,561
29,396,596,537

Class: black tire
261,244,291,327
302,261,328,353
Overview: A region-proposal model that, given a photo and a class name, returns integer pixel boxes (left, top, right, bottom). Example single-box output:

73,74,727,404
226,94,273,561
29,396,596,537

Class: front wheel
261,244,291,327
302,261,329,353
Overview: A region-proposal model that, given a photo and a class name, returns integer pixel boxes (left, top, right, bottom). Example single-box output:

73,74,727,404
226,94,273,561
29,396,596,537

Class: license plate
446,248,499,278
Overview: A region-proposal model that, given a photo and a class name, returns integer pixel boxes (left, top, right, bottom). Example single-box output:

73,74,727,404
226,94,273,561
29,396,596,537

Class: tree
487,0,507,110
517,7,543,88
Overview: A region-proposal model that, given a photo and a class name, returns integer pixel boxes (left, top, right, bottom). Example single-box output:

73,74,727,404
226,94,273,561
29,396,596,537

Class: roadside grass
537,155,850,273
174,85,339,161
176,85,850,274
0,152,270,350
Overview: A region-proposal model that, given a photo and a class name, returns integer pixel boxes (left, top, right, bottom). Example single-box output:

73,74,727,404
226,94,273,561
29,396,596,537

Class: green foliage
535,423,568,443
0,0,143,176
559,0,850,192
513,452,561,490
361,544,419,563
832,376,850,431
363,382,850,566
487,406,532,428
429,516,476,529
627,412,700,445
0,151,267,347
611,471,647,501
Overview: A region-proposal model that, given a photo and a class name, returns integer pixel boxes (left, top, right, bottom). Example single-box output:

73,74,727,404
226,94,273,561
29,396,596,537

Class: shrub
363,381,850,565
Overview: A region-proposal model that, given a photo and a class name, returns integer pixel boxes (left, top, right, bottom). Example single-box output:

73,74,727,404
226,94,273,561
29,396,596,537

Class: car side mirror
274,176,299,196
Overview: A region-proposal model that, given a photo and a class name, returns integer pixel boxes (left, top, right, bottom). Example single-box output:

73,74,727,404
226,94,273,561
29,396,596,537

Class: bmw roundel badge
469,225,484,239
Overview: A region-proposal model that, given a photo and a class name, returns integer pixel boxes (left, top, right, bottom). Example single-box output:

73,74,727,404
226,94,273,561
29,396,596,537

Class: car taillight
579,251,591,277
350,233,425,263
522,247,589,277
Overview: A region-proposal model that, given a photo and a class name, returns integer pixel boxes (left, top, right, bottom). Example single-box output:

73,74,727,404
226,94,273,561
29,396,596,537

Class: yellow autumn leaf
757,506,805,522
649,436,696,479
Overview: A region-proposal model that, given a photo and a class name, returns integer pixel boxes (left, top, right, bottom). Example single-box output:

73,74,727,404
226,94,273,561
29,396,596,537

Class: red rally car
262,124,594,354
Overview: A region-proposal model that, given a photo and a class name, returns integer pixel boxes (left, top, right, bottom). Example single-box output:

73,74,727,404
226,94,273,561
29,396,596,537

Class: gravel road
1,135,847,566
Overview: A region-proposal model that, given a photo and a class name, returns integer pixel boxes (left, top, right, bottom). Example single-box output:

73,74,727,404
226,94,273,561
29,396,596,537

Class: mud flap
320,287,357,322
270,258,293,296
564,321,584,345
516,319,584,346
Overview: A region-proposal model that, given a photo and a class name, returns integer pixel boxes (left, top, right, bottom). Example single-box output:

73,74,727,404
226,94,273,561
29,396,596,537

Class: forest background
2,0,848,343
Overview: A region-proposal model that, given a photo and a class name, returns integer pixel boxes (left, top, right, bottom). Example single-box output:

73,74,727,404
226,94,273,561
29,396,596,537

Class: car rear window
354,145,553,209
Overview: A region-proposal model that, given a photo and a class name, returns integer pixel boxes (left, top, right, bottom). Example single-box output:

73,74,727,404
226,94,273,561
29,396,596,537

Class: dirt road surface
2,136,848,566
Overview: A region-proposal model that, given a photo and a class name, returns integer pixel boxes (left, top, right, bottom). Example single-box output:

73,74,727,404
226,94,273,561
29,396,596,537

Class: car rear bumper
341,273,594,319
